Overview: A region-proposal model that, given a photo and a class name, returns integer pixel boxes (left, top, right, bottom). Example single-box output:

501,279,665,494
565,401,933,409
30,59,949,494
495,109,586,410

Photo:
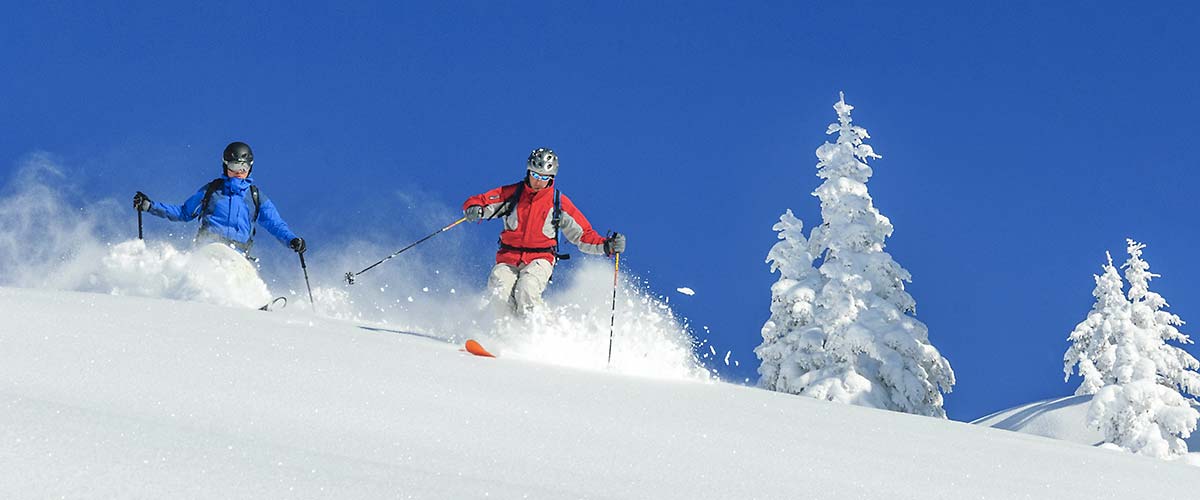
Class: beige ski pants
488,259,554,316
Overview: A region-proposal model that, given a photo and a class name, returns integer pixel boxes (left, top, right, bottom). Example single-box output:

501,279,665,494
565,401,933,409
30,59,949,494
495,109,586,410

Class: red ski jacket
462,181,608,266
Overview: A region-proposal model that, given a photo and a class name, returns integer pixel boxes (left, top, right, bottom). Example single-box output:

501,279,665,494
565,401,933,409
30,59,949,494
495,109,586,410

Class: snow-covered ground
973,394,1200,464
3,286,1199,499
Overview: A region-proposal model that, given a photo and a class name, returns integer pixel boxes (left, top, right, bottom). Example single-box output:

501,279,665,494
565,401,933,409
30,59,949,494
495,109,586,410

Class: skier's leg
487,263,520,315
513,259,554,315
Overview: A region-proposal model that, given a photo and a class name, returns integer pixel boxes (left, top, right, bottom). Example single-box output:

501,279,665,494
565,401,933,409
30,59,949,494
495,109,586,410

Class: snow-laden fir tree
1063,252,1129,395
1121,239,1200,397
755,93,955,418
756,209,823,391
1069,239,1200,459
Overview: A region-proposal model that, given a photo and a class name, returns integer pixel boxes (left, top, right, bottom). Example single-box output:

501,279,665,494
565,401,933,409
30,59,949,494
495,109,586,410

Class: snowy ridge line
974,395,1200,464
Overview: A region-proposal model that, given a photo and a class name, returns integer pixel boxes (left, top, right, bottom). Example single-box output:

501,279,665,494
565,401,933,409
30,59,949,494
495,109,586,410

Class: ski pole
299,250,315,311
607,251,620,367
137,208,144,240
345,217,468,285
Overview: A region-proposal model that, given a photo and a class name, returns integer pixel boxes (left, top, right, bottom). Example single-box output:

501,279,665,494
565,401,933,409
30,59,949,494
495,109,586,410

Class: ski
464,339,495,358
258,296,287,311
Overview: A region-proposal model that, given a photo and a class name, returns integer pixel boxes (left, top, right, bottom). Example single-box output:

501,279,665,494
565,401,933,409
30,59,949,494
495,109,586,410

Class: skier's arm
147,186,207,222
255,197,300,246
557,195,608,255
462,183,521,220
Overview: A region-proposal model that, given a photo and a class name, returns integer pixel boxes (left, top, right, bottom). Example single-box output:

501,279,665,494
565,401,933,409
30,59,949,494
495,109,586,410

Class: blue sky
3,1,1199,421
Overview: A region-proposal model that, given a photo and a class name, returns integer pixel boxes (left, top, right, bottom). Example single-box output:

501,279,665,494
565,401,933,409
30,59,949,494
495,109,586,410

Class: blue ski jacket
146,175,298,247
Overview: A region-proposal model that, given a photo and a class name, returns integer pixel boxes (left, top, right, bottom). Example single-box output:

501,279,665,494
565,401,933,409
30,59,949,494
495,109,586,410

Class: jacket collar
522,179,554,196
222,175,253,194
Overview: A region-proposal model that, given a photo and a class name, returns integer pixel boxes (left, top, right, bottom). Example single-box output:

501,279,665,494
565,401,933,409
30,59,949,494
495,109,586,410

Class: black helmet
223,141,254,163
222,141,254,174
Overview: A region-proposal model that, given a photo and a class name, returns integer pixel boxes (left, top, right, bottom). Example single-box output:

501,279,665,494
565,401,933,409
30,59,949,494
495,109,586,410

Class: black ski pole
345,217,468,285
299,250,315,311
607,251,621,367
137,207,144,240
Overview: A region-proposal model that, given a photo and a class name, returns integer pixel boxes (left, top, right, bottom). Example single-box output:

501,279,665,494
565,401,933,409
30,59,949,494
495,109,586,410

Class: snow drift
973,395,1200,465
3,287,1199,498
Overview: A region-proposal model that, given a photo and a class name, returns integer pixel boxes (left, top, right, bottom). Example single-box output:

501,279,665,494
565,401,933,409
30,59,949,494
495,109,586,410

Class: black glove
289,237,306,253
133,191,152,212
604,232,626,255
464,205,483,223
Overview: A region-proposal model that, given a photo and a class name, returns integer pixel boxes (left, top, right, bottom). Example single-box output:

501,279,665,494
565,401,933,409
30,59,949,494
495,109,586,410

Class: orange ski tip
465,339,496,358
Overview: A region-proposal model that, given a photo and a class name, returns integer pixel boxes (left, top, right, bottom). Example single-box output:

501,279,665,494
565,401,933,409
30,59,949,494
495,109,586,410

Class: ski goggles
224,160,252,173
528,171,554,181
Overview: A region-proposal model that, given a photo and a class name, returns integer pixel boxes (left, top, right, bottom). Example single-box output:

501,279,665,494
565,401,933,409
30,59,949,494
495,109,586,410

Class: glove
604,232,626,255
464,205,484,223
289,237,306,253
133,191,152,212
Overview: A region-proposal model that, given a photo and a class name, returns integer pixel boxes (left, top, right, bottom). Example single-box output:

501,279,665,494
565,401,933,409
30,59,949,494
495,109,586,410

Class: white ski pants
488,259,554,316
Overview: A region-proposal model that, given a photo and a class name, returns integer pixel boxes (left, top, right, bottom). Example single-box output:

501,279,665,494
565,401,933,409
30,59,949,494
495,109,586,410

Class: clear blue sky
3,1,1199,421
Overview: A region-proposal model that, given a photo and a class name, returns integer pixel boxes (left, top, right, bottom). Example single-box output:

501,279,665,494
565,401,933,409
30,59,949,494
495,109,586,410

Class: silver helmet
526,147,558,177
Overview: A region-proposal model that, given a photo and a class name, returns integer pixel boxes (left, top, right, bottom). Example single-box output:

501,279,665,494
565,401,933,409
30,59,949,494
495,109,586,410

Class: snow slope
973,395,1200,462
3,288,1199,499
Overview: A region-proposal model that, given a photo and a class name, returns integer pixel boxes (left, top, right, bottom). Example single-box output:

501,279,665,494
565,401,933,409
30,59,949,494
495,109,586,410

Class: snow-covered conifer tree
756,93,955,418
756,209,824,391
1063,252,1128,395
1121,239,1200,397
1081,239,1200,458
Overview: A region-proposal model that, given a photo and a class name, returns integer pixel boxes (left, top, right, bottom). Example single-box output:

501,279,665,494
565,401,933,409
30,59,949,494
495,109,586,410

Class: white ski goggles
224,160,252,173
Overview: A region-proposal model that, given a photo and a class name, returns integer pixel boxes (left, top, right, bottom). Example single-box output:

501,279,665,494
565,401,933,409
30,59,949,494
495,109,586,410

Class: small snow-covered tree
1081,239,1200,459
756,209,824,391
1088,352,1199,459
1122,239,1200,396
755,93,955,418
1064,252,1128,395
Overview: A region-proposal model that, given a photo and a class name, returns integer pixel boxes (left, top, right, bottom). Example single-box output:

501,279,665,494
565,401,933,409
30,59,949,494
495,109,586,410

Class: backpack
197,178,261,250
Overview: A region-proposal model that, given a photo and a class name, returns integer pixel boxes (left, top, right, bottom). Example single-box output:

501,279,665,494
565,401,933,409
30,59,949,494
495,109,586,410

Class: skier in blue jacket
133,141,306,257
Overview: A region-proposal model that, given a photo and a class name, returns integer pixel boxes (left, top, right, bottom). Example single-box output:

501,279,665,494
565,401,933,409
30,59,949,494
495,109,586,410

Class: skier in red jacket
462,148,626,316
